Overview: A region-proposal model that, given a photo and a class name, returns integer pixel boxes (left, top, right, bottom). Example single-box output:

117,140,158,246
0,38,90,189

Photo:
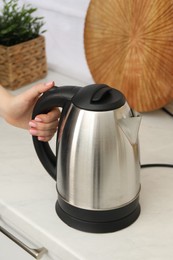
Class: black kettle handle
32,86,80,181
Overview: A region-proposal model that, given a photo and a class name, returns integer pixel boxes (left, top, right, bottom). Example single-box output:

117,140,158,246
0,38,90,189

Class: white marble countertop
1,70,173,259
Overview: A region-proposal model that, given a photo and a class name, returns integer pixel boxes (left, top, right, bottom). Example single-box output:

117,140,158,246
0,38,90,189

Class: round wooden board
84,0,173,112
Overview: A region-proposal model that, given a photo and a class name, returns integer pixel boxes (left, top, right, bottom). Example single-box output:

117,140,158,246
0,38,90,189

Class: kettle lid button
91,86,111,102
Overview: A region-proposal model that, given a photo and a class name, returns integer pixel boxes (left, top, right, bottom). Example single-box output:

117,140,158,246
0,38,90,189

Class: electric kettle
32,84,141,233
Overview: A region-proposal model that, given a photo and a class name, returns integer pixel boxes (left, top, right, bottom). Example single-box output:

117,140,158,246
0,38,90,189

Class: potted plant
0,0,47,90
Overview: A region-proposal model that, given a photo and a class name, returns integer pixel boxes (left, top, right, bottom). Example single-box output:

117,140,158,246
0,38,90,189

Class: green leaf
0,0,46,46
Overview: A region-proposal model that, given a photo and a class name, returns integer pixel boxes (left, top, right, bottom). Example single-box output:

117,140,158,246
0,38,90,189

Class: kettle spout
118,111,141,145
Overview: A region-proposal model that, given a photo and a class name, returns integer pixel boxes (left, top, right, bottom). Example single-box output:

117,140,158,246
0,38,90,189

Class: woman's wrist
0,86,14,120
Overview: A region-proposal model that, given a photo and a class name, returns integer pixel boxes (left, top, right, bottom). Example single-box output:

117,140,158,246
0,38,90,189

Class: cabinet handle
0,225,47,259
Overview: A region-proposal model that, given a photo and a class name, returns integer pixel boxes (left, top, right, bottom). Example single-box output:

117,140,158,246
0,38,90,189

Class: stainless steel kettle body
32,84,141,233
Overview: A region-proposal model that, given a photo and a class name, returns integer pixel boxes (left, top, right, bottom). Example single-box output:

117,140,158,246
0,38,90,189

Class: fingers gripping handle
32,86,80,180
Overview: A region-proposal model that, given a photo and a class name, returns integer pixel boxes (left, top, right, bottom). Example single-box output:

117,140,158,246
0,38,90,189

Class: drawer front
0,225,48,259
0,232,34,260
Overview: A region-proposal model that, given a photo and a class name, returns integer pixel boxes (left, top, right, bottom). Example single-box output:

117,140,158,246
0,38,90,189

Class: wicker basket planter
0,35,47,90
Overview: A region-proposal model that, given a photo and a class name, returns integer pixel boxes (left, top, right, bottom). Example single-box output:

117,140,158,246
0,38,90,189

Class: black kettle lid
72,84,125,111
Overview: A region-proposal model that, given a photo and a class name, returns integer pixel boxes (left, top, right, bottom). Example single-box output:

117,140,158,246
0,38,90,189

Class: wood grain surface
84,0,173,111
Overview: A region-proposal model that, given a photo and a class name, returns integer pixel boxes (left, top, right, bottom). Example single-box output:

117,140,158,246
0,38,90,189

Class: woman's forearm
0,86,13,119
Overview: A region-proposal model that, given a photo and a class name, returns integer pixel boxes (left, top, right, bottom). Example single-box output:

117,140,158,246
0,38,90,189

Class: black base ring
55,196,140,233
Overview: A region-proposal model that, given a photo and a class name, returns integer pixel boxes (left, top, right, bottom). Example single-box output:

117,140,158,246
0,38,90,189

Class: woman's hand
29,108,60,142
4,82,60,141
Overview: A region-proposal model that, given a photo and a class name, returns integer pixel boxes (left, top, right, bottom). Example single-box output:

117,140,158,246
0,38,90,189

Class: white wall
22,0,94,84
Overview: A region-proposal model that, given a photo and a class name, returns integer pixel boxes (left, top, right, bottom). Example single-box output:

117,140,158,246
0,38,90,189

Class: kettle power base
55,196,140,233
